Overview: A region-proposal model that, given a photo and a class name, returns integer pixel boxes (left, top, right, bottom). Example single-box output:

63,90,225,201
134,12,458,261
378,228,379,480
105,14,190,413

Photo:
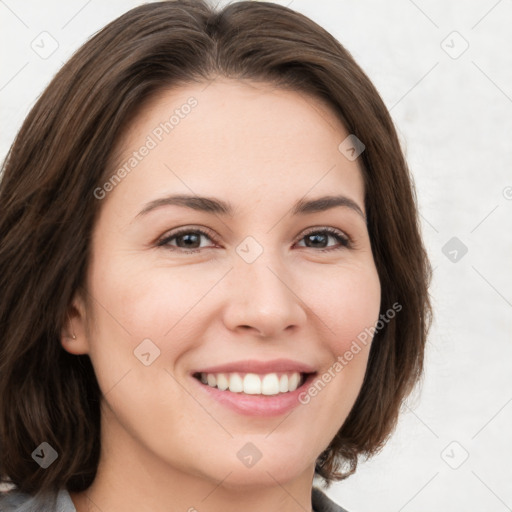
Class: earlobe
67,311,77,340
60,294,90,355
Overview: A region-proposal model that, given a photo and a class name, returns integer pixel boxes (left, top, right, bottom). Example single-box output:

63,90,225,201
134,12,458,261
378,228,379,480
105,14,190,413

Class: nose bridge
224,236,305,336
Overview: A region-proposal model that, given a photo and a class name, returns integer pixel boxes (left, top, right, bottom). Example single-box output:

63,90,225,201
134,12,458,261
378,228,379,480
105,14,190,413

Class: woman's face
66,78,380,488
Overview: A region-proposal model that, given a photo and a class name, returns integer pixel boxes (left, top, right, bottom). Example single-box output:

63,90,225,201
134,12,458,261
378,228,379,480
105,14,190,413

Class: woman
0,1,432,511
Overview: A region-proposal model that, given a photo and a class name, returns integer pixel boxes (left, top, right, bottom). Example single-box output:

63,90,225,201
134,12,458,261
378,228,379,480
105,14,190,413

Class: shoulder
0,488,76,512
312,486,350,512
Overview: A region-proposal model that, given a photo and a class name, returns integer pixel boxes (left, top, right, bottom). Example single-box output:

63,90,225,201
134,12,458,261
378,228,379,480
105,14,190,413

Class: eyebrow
135,194,366,220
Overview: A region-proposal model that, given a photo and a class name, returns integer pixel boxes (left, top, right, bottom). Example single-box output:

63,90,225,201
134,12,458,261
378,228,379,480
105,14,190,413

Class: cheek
89,245,204,333
304,261,381,354
294,263,380,448
84,260,213,438
84,257,227,378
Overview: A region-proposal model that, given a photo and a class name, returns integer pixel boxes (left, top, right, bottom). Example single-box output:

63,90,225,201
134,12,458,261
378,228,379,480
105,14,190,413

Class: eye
157,227,217,253
295,227,351,252
157,226,351,255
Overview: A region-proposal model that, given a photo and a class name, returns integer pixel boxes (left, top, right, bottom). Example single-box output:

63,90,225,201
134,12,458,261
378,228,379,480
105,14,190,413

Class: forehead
104,78,366,218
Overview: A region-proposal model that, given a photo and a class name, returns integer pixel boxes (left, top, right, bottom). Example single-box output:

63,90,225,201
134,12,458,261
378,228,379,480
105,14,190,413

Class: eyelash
157,226,351,254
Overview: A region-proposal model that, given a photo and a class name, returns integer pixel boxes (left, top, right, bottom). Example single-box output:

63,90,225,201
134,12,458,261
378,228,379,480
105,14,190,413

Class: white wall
1,1,511,510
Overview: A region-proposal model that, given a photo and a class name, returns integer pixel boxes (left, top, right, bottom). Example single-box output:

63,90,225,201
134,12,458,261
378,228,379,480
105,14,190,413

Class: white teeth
243,373,261,394
288,372,300,392
262,374,280,395
216,373,229,391
279,374,288,393
198,371,305,395
228,373,243,393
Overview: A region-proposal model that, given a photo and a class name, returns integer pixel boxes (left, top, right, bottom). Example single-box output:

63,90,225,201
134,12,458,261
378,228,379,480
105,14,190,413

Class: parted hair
0,0,432,495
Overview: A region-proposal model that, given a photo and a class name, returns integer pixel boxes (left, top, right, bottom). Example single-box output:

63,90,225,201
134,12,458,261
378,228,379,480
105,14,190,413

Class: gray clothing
0,486,348,512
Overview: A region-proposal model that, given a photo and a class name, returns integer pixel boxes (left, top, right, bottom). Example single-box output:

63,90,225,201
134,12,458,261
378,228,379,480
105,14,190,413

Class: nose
222,251,307,338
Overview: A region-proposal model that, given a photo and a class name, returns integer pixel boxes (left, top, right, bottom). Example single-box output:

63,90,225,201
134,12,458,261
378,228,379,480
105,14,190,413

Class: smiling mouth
192,371,315,396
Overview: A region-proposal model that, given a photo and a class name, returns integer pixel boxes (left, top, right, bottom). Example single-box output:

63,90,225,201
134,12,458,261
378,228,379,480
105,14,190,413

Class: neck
71,459,316,512
70,405,316,512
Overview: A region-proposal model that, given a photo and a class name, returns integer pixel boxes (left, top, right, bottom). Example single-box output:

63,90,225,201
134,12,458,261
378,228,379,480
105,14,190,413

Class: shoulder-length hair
0,0,432,495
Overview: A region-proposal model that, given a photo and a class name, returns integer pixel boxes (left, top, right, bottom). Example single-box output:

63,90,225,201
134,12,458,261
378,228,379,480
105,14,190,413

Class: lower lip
191,373,317,417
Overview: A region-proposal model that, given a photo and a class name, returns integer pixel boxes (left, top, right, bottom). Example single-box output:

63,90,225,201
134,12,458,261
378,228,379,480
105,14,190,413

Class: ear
61,289,90,355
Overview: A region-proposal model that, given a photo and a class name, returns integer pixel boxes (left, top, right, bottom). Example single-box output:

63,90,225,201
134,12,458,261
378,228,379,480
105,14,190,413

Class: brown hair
0,0,432,496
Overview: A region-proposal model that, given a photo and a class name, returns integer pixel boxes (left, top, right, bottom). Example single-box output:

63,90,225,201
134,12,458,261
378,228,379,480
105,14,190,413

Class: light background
1,1,511,511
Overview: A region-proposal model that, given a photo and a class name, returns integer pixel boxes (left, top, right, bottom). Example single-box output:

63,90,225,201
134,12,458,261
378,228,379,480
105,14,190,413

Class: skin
62,78,381,512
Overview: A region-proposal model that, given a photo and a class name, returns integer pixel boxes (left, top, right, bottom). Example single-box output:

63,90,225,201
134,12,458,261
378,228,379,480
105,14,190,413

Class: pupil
180,233,199,248
308,233,326,247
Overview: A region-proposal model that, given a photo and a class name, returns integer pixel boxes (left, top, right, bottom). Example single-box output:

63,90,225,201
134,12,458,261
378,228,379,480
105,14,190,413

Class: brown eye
296,228,350,251
158,228,217,252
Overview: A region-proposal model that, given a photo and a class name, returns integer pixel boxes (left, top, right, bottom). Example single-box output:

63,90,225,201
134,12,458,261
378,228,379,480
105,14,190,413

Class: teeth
197,371,305,395
279,374,288,393
288,372,300,391
229,373,243,393
243,373,261,394
262,374,280,395
216,373,229,391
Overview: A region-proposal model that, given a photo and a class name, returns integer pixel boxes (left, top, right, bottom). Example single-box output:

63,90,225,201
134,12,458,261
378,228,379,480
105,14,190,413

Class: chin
191,438,317,489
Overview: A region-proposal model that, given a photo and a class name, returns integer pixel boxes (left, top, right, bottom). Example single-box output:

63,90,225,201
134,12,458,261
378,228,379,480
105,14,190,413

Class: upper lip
192,358,317,375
